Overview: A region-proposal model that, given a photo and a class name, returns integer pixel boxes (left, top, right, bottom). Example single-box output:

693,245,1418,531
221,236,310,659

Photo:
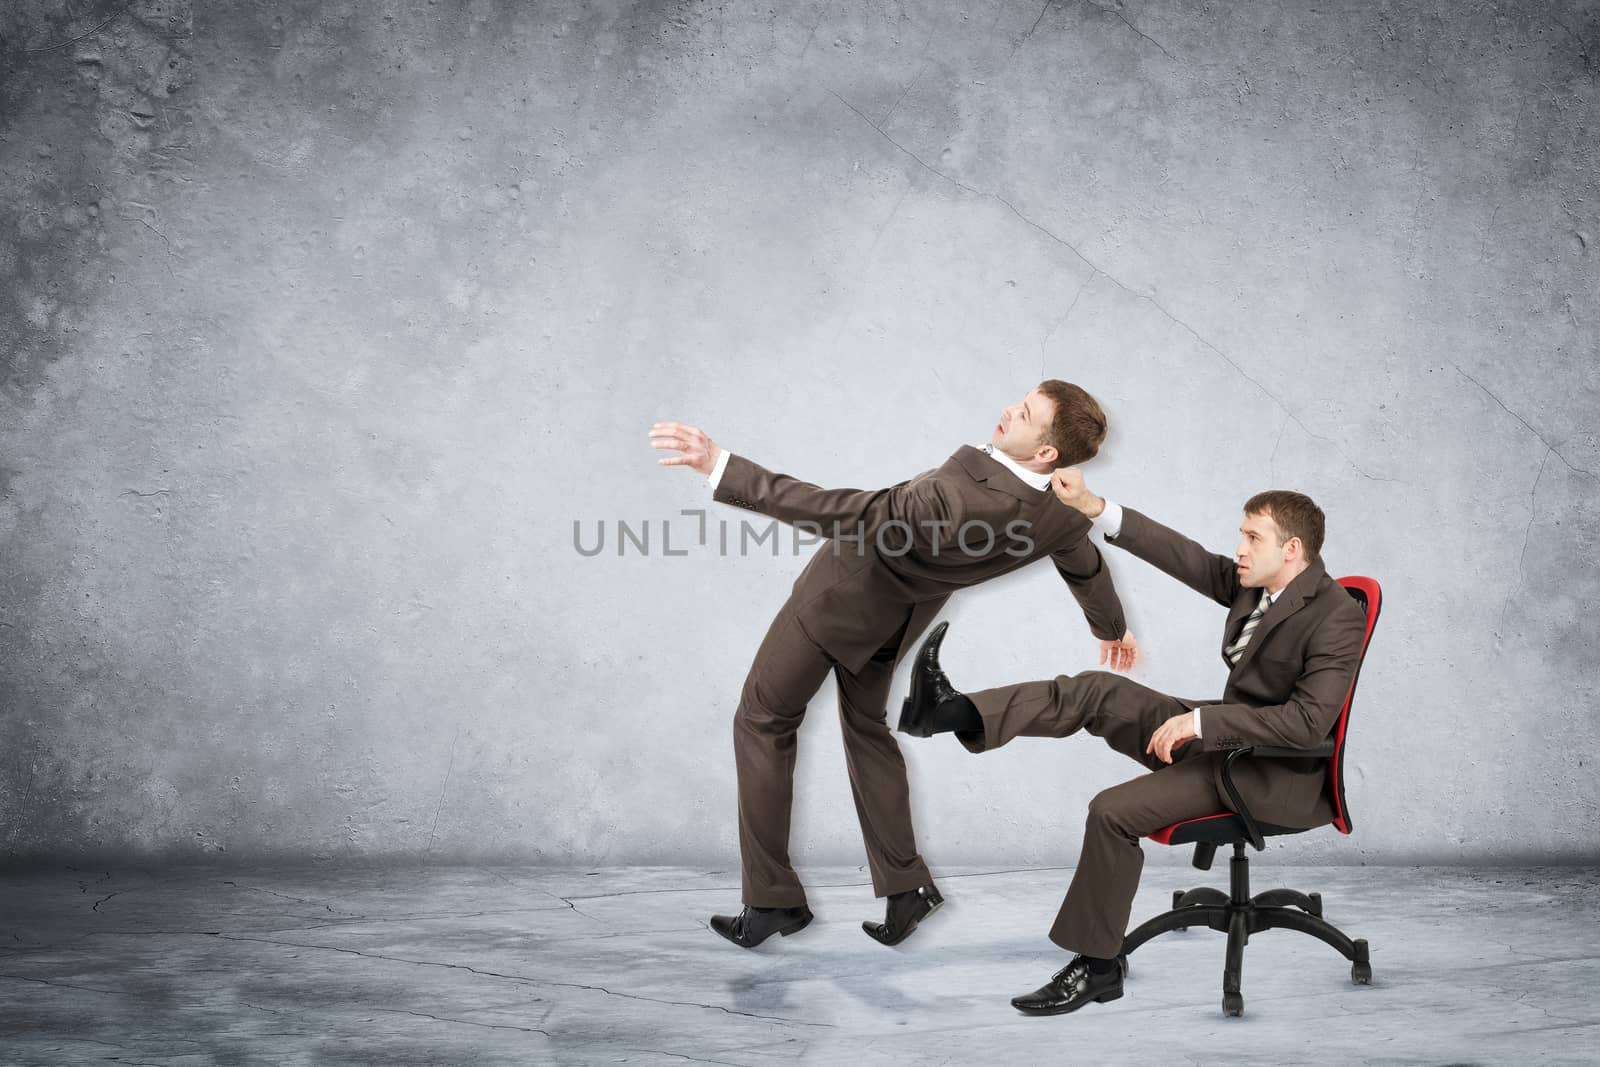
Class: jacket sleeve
712,453,956,548
1050,535,1127,642
1198,604,1366,752
1108,506,1241,608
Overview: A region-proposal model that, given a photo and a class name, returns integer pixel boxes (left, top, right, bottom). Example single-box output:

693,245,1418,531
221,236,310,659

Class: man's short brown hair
1244,490,1326,562
1036,380,1107,467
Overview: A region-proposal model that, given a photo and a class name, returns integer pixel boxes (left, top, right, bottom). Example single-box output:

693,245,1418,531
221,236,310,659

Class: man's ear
1284,535,1303,563
1035,443,1059,466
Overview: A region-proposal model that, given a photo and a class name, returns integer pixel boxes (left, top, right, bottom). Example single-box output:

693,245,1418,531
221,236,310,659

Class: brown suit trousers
735,605,923,908
963,672,1223,958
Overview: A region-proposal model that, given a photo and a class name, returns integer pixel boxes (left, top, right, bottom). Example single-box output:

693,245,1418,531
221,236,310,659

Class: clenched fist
650,422,723,477
1051,467,1105,518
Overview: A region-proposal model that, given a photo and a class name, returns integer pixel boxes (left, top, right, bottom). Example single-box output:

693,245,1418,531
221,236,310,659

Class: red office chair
1118,576,1382,1017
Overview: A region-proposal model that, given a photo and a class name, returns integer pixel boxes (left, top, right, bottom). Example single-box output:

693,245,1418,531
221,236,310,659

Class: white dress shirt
979,443,1053,491
707,447,732,489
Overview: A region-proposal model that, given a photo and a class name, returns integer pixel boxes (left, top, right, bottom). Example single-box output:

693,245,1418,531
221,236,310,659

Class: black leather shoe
897,622,962,737
1011,956,1125,1016
709,905,813,948
862,884,944,946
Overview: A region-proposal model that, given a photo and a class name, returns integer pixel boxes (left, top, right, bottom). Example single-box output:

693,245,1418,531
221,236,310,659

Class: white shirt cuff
707,448,731,490
1192,708,1203,738
1091,498,1125,541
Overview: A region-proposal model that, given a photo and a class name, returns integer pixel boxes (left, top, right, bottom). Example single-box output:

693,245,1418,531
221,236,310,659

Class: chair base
1119,842,1371,1017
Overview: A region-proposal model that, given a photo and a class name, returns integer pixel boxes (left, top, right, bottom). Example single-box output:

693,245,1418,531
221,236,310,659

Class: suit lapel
1229,560,1325,672
952,445,1047,506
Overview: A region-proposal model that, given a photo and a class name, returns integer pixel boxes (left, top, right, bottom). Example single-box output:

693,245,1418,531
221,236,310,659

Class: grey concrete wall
1,0,1595,866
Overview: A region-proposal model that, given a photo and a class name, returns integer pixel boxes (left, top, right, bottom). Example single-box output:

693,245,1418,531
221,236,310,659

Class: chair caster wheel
1118,954,1129,979
1222,991,1244,1017
1172,890,1185,909
1307,891,1323,917
1351,961,1372,985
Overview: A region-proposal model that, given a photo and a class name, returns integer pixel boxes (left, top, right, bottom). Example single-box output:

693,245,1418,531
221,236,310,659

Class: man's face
1235,510,1295,590
991,388,1056,464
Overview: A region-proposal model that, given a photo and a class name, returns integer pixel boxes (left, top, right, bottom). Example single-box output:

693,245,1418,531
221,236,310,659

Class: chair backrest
1327,576,1382,834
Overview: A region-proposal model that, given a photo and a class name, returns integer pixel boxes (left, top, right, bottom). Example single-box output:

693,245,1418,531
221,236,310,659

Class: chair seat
1150,812,1315,847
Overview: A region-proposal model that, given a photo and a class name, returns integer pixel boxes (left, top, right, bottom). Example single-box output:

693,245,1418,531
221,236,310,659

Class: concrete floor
1,863,1597,1066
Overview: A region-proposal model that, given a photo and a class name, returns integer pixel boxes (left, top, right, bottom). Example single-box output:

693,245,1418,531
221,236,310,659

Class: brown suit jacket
1109,507,1367,828
715,447,1128,674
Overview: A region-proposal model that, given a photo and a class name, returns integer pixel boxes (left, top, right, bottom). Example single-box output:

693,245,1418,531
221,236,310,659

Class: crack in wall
70,868,114,894
427,726,462,853
1499,447,1552,643
881,23,937,127
1012,0,1056,61
1037,272,1095,374
1452,365,1595,478
556,895,604,922
828,91,984,196
1549,15,1593,65
1008,0,1174,63
1267,415,1291,482
44,1032,207,1058
1504,1018,1600,1035
796,12,822,61
0,971,138,997
367,1005,553,1037
1478,203,1503,263
829,89,1400,483
612,1049,747,1066
1081,0,1174,61
21,7,131,54
996,195,1403,482
251,900,575,934
221,880,344,913
828,172,921,352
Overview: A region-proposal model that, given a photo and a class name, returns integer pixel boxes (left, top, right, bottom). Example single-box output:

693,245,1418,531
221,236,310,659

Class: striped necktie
1224,593,1272,666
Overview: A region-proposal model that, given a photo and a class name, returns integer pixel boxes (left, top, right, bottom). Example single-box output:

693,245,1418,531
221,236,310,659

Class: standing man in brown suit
650,382,1138,949
898,472,1366,1014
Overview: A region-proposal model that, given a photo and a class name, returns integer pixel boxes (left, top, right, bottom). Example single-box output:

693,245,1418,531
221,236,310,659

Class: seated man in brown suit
650,382,1139,949
897,471,1366,1014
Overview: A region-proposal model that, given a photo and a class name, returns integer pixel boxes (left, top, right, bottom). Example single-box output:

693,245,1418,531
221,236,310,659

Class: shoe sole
896,622,949,737
712,910,814,949
864,895,944,946
896,696,932,738
779,913,813,938
1011,986,1123,1016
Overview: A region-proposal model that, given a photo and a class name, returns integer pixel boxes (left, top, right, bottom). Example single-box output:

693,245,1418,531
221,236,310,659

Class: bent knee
737,676,806,735
1085,787,1140,839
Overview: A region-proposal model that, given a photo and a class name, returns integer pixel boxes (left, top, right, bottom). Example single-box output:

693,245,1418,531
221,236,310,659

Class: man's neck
1265,563,1309,598
996,446,1051,475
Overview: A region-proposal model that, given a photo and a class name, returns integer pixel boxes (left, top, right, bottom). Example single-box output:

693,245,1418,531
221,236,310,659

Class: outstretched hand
650,422,723,477
1100,629,1139,673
